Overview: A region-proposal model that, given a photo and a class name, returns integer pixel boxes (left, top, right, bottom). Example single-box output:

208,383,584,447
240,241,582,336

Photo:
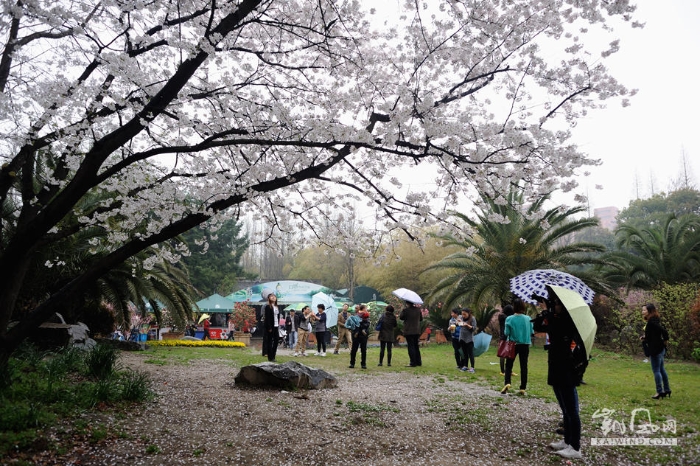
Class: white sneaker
293,352,299,357
321,352,326,357
555,446,582,459
549,439,568,450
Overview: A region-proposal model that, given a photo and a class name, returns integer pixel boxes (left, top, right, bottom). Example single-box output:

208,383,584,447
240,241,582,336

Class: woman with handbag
500,298,533,395
378,305,397,367
498,304,514,375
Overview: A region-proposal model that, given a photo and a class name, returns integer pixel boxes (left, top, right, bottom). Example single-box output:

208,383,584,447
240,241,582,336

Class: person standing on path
458,308,477,372
498,304,514,375
501,299,533,395
378,305,398,366
314,304,328,356
285,309,298,353
448,308,464,369
202,317,211,340
400,301,422,367
294,306,311,356
263,293,281,362
349,309,370,369
641,303,671,399
334,303,353,354
534,294,584,460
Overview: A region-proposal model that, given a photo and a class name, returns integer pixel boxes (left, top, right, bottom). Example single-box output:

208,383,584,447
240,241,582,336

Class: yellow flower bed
148,340,247,348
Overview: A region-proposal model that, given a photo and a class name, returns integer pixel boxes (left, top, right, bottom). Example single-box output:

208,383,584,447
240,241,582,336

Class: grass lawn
145,340,700,464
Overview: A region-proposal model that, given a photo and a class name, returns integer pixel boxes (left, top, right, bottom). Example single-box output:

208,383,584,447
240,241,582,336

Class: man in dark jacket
285,309,298,351
399,301,422,367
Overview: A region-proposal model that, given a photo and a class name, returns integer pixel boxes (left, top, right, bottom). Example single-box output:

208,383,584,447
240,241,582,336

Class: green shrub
119,370,154,402
85,343,119,379
86,378,119,407
12,341,46,368
0,400,54,431
692,346,700,363
652,283,700,359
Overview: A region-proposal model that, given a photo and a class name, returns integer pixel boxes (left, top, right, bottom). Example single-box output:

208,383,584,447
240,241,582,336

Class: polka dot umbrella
509,269,595,305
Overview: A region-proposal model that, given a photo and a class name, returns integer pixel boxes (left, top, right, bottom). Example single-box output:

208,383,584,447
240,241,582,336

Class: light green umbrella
289,302,308,311
548,285,597,359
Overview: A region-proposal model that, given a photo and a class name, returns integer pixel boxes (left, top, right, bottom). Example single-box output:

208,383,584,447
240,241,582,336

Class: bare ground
22,348,690,466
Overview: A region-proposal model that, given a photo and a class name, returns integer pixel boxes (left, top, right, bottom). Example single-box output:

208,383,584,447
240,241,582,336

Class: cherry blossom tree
0,0,638,361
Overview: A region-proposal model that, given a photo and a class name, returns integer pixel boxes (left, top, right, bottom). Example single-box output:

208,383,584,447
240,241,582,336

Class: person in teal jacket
501,298,533,395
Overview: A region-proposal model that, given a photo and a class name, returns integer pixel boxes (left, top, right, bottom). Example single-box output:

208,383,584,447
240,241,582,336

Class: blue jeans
288,331,297,350
650,348,670,394
552,384,580,451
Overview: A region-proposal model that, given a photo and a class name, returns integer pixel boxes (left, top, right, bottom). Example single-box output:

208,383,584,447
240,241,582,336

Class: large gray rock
234,361,337,390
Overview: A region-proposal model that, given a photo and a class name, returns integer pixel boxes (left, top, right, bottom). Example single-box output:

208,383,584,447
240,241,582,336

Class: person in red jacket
202,317,211,340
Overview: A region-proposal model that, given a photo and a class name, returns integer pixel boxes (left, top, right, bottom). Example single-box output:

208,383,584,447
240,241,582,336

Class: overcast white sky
569,0,700,213
364,1,700,220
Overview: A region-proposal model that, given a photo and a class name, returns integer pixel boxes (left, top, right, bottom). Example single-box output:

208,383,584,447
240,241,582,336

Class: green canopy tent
195,293,236,313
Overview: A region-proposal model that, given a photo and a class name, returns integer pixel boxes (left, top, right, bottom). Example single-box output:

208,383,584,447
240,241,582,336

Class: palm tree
10,185,197,334
426,189,609,309
604,214,700,289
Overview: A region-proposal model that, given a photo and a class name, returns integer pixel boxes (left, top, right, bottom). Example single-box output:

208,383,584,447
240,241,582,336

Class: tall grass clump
119,370,154,402
1,343,156,460
85,343,119,379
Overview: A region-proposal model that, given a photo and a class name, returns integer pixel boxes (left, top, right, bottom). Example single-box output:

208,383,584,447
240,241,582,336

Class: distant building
594,206,619,230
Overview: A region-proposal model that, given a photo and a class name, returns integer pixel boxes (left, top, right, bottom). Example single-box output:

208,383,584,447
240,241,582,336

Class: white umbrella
392,288,423,305
311,292,338,327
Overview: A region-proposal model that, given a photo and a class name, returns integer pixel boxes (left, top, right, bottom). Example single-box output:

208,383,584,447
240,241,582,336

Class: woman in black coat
533,294,583,460
378,305,398,367
263,293,281,362
641,303,671,399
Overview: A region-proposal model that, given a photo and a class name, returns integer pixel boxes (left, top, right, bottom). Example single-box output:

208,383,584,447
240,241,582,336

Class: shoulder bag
497,339,516,359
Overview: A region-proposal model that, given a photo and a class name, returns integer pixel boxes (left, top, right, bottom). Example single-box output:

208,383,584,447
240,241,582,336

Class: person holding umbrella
399,301,423,367
533,291,584,460
199,314,211,340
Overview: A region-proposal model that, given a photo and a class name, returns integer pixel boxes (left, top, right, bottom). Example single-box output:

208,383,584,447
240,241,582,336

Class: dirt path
32,351,647,465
